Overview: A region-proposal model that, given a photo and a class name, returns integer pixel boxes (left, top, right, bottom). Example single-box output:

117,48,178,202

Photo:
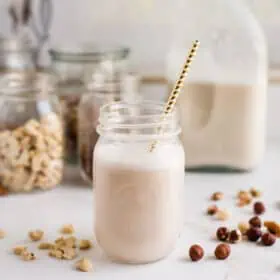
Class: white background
0,0,280,67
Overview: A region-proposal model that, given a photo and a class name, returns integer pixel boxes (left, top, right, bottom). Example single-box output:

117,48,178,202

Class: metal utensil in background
8,0,53,67
31,0,53,66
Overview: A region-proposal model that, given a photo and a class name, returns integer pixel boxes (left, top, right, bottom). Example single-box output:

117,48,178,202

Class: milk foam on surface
94,141,185,263
94,141,185,170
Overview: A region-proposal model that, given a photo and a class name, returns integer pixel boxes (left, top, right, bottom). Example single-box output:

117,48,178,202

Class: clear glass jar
0,73,63,193
167,0,267,171
0,37,35,73
94,101,185,264
78,72,142,184
49,45,130,164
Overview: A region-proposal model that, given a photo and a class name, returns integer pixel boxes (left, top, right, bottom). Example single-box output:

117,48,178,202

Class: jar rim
49,44,130,62
97,101,181,140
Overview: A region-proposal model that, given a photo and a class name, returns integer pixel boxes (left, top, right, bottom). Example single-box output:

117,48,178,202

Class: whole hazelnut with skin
189,244,204,262
261,233,276,246
211,192,223,201
246,227,262,242
249,216,262,228
216,227,230,241
207,205,218,216
229,230,242,244
215,244,231,260
253,201,265,215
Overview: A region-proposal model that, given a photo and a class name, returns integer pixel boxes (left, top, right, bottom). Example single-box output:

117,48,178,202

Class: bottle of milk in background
167,0,267,171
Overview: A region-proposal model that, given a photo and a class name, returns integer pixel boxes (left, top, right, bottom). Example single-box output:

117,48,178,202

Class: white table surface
1,140,280,280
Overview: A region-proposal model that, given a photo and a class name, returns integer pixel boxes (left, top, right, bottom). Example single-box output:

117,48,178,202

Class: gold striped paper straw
149,40,200,152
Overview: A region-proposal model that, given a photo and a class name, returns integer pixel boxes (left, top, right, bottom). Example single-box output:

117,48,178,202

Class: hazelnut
238,222,250,235
253,201,265,215
216,227,230,241
211,192,223,201
250,187,261,198
229,230,242,243
189,244,204,262
75,258,93,272
246,227,262,242
249,216,262,228
207,205,218,216
261,232,276,246
214,244,231,260
237,191,252,207
216,209,230,221
264,221,280,237
237,190,250,200
237,197,252,207
28,230,44,242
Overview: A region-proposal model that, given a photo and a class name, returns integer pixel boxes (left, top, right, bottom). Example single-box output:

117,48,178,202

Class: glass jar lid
49,43,130,63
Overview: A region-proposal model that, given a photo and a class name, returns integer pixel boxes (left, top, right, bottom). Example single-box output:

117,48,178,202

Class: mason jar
0,73,63,193
49,45,129,164
78,72,141,184
94,101,185,264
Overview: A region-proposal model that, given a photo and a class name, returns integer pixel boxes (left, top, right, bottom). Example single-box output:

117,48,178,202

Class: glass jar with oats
49,45,129,165
0,73,63,193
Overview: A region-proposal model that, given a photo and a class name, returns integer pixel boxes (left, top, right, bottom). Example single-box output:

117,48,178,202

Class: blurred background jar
0,72,63,193
0,37,36,74
79,70,141,184
49,45,129,165
167,0,267,172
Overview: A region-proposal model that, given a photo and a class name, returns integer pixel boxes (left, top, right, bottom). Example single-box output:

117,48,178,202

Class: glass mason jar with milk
167,0,267,171
94,101,185,263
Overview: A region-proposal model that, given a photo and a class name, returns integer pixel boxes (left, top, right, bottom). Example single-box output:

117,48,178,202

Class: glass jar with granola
49,45,129,165
0,73,63,193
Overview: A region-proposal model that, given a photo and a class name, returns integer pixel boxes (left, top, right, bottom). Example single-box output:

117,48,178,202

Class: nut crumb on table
29,230,44,242
79,239,93,250
21,251,36,261
13,246,27,256
75,258,93,272
60,224,75,235
38,242,54,250
216,209,230,221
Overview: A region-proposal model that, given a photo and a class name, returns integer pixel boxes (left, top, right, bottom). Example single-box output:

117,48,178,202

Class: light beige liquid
178,83,266,170
95,160,184,263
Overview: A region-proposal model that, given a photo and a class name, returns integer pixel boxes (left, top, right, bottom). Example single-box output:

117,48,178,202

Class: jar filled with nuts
0,73,64,193
49,45,130,165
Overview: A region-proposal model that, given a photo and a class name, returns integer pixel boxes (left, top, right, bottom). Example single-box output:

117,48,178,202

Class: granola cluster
0,113,63,192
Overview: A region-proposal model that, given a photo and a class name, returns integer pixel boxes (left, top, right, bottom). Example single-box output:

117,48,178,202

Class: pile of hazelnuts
188,189,278,262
